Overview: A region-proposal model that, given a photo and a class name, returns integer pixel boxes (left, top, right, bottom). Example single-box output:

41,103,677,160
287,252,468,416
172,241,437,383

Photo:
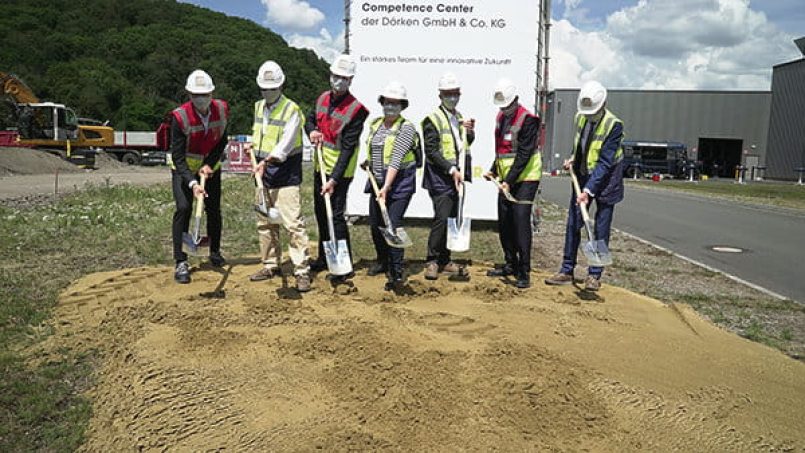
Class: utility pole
535,0,552,163
344,0,352,54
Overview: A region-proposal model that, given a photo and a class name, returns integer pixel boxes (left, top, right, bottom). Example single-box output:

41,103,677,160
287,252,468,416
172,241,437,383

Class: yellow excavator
1,71,114,167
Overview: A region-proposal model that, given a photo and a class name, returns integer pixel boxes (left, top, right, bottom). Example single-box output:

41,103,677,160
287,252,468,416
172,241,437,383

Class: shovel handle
361,162,395,228
193,174,207,218
248,146,265,190
568,166,592,224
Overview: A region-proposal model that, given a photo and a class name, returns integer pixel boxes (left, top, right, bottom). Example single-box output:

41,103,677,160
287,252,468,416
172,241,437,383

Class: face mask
383,103,402,117
330,75,350,94
262,89,282,104
441,95,460,110
191,95,212,113
500,101,517,116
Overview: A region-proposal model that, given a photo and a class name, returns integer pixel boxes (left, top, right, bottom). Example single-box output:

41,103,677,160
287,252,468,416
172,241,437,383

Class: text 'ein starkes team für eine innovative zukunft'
359,2,507,29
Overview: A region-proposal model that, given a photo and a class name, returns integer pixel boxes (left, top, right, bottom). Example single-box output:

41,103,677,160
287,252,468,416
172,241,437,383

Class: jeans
560,180,615,278
369,194,412,279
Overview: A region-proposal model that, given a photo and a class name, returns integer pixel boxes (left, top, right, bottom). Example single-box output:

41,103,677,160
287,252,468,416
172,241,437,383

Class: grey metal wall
544,89,771,173
766,59,805,180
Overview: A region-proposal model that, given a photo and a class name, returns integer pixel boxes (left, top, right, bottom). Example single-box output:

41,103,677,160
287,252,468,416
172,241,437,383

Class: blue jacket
579,122,624,204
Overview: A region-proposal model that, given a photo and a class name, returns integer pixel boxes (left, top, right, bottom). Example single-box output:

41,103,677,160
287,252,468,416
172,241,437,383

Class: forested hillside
0,0,331,132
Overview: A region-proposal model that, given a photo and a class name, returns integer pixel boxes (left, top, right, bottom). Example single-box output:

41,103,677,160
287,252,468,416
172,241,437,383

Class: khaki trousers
256,185,310,275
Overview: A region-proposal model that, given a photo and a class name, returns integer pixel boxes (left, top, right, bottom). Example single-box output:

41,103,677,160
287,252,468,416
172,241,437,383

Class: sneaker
209,252,227,268
544,272,574,286
367,262,387,277
309,260,327,273
486,265,514,277
515,278,531,289
174,261,191,284
424,261,439,280
249,267,281,282
296,274,312,292
584,275,601,291
440,261,464,275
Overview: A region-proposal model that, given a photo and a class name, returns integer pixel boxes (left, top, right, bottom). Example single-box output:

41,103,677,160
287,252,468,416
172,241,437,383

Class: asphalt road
539,176,805,303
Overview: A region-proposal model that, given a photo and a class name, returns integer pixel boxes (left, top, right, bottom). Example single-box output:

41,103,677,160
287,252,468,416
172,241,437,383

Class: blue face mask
330,75,350,94
191,95,212,113
441,95,460,110
262,89,282,104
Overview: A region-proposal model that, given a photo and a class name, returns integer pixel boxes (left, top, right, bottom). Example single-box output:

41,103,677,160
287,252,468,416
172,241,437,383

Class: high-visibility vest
494,104,541,182
365,116,418,170
251,95,304,159
170,99,229,172
314,91,365,177
572,109,624,170
423,107,467,164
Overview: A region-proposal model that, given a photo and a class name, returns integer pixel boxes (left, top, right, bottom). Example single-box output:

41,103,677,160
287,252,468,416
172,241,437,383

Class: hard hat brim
257,78,284,90
577,102,603,115
378,96,409,110
186,85,214,95
493,95,516,107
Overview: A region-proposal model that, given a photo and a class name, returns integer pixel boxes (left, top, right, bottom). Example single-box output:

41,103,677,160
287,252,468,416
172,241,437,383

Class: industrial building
543,37,805,181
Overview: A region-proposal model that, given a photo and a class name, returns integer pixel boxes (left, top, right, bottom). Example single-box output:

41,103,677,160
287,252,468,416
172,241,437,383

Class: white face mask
330,75,351,94
191,95,212,113
262,89,282,104
441,95,460,110
383,103,402,117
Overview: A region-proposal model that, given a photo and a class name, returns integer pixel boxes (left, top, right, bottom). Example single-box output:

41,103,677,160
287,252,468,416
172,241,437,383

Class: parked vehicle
105,118,170,166
622,140,692,178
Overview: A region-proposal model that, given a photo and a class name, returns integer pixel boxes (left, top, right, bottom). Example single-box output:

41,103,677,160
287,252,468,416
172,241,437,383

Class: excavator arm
1,72,40,104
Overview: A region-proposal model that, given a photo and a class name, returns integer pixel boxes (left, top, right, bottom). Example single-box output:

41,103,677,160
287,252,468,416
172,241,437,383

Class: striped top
370,121,418,183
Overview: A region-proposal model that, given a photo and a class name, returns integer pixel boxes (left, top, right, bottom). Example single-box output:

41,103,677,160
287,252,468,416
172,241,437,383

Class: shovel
360,161,412,248
248,146,270,217
316,144,352,275
569,166,612,267
447,127,471,252
182,173,210,255
486,176,534,205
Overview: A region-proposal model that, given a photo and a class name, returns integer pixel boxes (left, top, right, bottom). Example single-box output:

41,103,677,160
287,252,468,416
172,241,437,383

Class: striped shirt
370,121,417,183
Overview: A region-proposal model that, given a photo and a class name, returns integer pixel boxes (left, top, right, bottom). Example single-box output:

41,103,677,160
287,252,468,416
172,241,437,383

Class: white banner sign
346,0,539,220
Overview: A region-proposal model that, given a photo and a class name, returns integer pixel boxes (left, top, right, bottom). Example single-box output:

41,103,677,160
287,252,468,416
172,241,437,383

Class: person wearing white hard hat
363,81,422,291
247,60,312,292
483,78,542,289
421,72,475,280
545,80,625,291
305,54,369,283
170,69,230,284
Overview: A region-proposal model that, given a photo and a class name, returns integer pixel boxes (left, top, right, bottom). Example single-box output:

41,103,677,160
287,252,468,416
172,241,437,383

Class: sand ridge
47,262,805,451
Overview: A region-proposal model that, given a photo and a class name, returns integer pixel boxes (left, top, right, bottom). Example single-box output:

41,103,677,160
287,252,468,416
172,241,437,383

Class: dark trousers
172,170,222,262
560,178,615,278
313,172,352,264
426,191,458,265
497,181,539,280
369,194,412,279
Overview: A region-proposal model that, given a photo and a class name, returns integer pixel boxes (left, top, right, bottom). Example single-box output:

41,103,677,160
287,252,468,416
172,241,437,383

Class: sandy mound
93,151,128,171
0,147,82,176
49,264,805,451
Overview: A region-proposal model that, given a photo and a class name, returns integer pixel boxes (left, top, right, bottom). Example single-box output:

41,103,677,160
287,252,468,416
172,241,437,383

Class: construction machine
1,71,114,168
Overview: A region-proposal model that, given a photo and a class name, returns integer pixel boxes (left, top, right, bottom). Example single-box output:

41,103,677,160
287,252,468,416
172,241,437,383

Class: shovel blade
380,227,413,249
182,233,209,256
253,203,269,217
447,217,471,252
324,239,353,275
582,240,612,267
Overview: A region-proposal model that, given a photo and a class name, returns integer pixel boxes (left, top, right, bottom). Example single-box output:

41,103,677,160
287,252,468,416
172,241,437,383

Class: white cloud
550,0,800,90
262,0,324,30
286,28,344,63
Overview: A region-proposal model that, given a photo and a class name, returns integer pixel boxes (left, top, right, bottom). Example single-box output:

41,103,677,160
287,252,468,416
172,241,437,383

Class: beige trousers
256,185,310,275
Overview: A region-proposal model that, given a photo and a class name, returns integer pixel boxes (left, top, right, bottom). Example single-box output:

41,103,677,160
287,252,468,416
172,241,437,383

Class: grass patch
626,179,805,210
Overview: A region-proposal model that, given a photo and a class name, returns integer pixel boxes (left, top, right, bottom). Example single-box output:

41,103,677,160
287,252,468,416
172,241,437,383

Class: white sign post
346,0,539,220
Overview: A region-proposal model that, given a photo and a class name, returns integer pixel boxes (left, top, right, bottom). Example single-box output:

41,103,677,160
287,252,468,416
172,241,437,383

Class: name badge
503,133,512,141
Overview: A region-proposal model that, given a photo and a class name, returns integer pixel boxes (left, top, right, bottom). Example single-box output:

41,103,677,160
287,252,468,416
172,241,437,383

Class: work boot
309,259,327,273
174,261,191,284
515,277,531,289
385,270,405,291
209,252,227,268
296,274,312,292
367,262,387,277
544,272,574,286
486,265,514,277
441,261,464,275
424,261,439,280
330,271,355,284
584,275,601,291
249,267,281,282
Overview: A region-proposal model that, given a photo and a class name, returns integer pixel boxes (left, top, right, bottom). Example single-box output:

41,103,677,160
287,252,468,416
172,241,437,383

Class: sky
181,0,804,90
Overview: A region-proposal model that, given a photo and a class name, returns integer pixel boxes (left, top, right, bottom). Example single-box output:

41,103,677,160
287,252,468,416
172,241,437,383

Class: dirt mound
93,151,128,171
0,147,82,176
47,264,805,451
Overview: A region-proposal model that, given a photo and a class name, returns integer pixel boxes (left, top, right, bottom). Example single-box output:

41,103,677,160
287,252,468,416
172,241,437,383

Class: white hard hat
185,69,215,94
577,80,607,115
256,60,285,89
378,81,409,109
438,72,461,91
330,54,356,78
493,78,517,107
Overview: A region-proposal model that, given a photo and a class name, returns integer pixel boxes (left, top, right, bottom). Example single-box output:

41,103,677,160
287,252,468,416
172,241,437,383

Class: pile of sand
0,147,81,177
48,264,805,450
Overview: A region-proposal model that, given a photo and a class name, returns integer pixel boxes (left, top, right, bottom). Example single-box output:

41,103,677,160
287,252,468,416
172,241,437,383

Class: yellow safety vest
366,116,418,169
572,109,624,170
423,107,467,162
252,95,304,159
